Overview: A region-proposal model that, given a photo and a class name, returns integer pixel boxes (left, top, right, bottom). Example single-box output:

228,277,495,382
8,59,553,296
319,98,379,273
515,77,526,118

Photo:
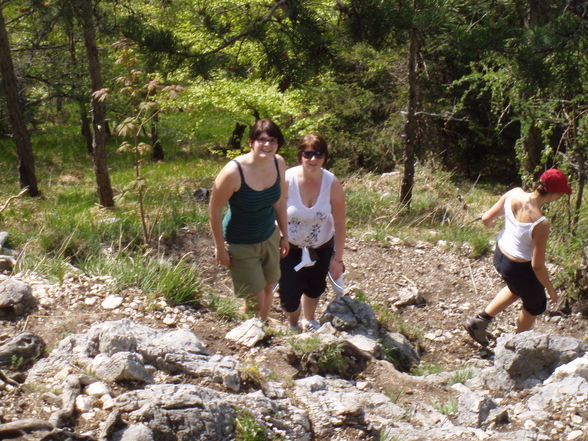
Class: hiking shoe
301,319,321,332
464,316,490,347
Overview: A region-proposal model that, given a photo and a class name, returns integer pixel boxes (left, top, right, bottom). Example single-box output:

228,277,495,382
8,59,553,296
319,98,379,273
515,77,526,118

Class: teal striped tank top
222,158,281,244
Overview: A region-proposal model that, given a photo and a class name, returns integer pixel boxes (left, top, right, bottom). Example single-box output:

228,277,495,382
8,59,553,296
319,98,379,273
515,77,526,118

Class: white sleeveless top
497,198,545,261
286,166,335,248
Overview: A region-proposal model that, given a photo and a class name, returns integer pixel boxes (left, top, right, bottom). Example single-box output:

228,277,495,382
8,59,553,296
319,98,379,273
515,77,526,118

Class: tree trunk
79,1,114,207
523,124,543,177
0,9,39,196
151,113,164,161
227,122,247,152
400,20,419,208
79,102,93,154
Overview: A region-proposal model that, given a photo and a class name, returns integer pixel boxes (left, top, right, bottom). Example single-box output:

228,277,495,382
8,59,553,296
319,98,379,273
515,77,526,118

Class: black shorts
493,246,547,316
278,244,333,313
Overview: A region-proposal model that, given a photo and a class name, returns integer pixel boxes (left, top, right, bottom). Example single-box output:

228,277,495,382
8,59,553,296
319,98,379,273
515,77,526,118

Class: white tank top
286,166,335,248
497,197,545,261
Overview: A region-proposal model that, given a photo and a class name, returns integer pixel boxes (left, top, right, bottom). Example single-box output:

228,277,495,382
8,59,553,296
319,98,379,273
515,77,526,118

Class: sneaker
301,319,321,332
464,315,490,347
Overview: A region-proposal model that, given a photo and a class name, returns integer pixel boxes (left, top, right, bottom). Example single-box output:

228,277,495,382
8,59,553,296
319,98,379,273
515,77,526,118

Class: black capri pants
493,246,547,316
278,243,334,313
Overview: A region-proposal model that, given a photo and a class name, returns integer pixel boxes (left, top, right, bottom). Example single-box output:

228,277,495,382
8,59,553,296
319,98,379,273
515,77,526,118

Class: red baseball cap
540,168,572,195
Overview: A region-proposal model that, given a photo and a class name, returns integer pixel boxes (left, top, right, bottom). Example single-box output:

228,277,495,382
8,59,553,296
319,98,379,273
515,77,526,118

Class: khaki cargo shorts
228,227,280,298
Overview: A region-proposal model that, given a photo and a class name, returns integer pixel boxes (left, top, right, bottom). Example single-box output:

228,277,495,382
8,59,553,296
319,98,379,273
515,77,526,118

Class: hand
214,246,231,266
548,291,559,304
329,259,344,280
279,237,290,258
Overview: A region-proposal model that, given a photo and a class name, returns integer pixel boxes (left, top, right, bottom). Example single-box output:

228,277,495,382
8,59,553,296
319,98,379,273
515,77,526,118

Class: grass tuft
80,252,203,306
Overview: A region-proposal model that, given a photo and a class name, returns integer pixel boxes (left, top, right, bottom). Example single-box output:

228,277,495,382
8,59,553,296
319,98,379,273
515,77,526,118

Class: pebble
566,430,584,440
85,297,98,306
86,381,109,397
101,295,123,309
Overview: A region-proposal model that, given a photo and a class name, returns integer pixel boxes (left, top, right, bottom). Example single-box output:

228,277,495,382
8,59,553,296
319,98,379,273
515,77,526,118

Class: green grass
432,397,458,415
79,252,203,306
448,366,475,385
411,362,444,376
288,335,322,354
233,406,285,441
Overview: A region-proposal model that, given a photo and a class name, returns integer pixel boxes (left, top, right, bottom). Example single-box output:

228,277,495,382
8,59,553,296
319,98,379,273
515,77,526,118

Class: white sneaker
301,319,321,332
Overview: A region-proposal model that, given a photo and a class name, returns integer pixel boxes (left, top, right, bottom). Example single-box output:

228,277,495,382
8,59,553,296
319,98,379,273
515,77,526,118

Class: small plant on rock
448,366,474,385
233,407,284,441
288,335,322,354
432,397,458,415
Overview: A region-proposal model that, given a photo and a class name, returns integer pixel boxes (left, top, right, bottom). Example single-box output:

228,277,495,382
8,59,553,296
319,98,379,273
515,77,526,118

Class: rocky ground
0,231,586,440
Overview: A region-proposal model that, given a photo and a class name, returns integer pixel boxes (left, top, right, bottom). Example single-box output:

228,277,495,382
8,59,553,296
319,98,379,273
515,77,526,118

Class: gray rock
380,331,420,371
344,333,384,359
390,285,425,308
0,331,45,369
27,320,239,391
225,318,265,347
113,383,310,441
321,296,379,338
94,352,154,384
526,376,588,411
0,278,35,319
0,256,16,272
0,232,8,248
476,331,587,390
293,376,403,437
116,424,155,441
457,390,497,427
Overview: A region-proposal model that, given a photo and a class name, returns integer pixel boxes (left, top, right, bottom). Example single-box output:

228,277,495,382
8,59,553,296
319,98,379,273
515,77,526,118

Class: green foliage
233,406,285,441
432,397,458,415
10,355,25,371
238,362,278,389
372,304,425,351
80,252,203,307
411,362,443,376
234,407,269,441
207,293,241,322
288,335,322,354
315,343,346,373
448,366,475,385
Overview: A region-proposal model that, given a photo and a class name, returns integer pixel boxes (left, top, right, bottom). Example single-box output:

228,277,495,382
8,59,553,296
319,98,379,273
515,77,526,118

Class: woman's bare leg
286,306,301,328
516,309,537,332
255,283,274,322
484,286,518,317
301,294,320,321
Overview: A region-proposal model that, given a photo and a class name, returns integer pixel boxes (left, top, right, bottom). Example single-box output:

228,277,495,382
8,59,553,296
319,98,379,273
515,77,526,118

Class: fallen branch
0,418,54,438
0,369,19,386
0,187,29,214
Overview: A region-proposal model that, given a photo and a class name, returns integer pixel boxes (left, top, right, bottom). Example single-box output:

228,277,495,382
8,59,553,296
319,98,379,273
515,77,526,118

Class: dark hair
248,119,285,150
297,134,329,165
532,180,548,195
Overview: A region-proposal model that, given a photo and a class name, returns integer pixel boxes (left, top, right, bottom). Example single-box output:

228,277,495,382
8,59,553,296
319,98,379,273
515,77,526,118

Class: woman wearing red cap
464,168,572,347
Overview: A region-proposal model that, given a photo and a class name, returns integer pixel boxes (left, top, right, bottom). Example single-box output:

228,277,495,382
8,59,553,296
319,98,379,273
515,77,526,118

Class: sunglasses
302,150,324,159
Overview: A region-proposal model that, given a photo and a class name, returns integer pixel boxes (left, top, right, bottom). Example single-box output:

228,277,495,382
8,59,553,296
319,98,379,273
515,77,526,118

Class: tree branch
0,187,28,213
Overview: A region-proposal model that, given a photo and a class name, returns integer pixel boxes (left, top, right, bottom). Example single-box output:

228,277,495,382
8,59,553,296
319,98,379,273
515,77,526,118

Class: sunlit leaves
115,117,140,137
91,88,110,102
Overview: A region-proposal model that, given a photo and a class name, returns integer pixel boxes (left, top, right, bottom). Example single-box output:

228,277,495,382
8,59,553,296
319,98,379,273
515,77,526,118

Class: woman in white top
464,168,572,347
278,134,345,332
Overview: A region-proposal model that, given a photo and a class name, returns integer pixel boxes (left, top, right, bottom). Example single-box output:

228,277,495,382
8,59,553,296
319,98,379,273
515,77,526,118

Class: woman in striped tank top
209,119,289,321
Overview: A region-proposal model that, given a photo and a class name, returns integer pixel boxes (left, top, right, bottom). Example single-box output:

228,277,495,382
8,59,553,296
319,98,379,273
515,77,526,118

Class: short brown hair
297,134,329,165
248,119,285,150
